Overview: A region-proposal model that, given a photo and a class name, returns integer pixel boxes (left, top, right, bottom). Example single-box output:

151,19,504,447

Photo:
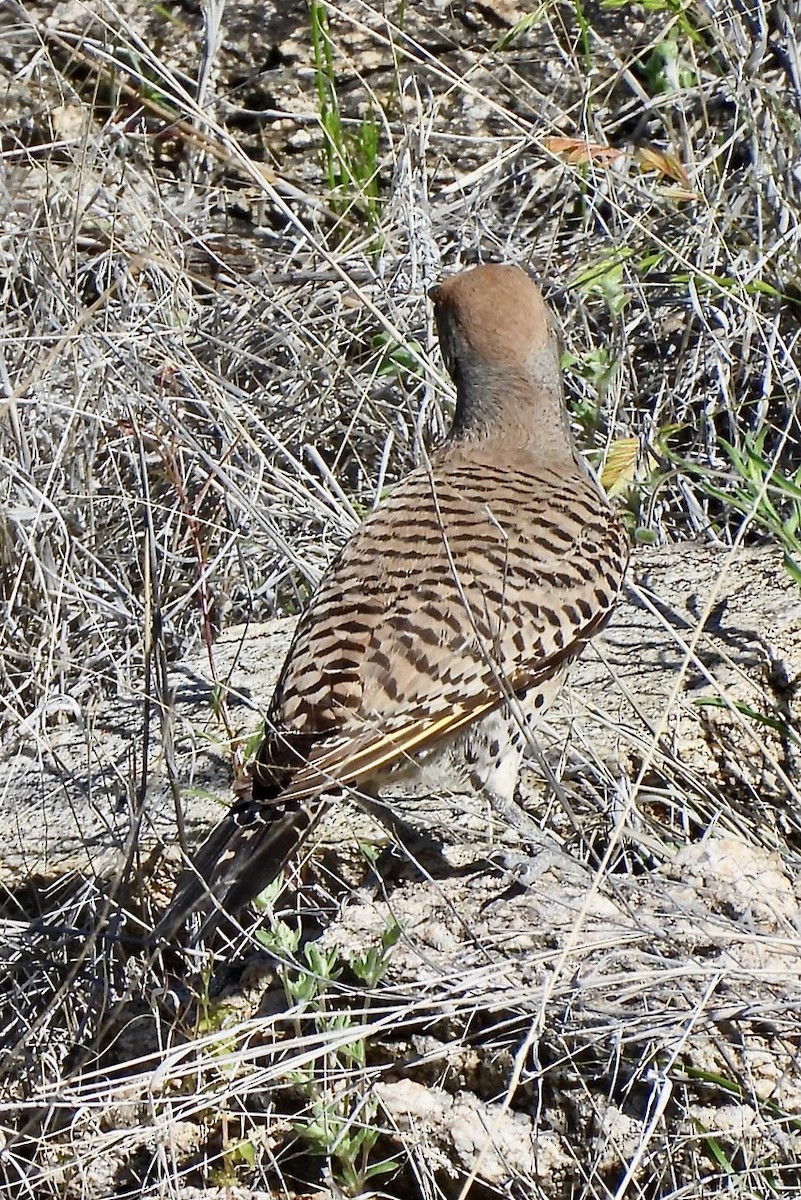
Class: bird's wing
155,648,574,942
255,619,604,807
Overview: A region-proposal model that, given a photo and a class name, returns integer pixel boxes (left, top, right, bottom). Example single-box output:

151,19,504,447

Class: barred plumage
159,262,629,938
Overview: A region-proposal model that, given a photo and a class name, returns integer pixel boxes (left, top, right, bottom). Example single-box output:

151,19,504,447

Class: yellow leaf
637,146,691,188
601,437,640,497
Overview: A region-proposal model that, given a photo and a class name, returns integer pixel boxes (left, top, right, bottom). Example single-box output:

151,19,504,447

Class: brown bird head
430,263,572,459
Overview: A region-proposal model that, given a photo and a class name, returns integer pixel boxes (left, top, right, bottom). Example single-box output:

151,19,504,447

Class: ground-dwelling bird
159,262,629,939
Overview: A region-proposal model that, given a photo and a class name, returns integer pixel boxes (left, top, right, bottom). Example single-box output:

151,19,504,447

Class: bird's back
255,442,627,800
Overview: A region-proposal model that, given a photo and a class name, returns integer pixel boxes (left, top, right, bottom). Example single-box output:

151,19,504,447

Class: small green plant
643,36,698,94
496,0,591,65
209,1135,258,1188
349,919,402,987
661,426,801,585
295,1090,395,1194
493,3,549,50
309,0,381,226
563,346,618,438
256,912,402,1193
372,332,426,382
692,1117,738,1174
571,251,633,317
599,0,703,98
104,40,178,114
194,962,240,1045
601,0,705,41
692,695,801,749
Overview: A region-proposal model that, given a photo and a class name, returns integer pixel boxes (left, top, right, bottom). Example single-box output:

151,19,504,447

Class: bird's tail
152,797,326,944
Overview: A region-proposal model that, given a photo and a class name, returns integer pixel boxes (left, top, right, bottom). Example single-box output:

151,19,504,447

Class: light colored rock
376,1080,570,1186
667,838,798,927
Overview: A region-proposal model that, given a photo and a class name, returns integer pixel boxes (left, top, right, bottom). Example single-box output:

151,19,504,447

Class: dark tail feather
152,799,325,944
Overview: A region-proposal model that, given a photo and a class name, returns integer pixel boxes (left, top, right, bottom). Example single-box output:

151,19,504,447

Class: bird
158,262,629,940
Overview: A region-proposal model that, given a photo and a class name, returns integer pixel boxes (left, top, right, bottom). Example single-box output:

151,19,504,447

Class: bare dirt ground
2,0,801,1196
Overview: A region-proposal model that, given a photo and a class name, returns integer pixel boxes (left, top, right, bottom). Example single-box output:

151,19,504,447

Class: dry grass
1,0,801,1195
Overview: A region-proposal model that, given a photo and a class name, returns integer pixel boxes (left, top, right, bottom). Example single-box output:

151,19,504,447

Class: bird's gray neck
448,358,577,463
